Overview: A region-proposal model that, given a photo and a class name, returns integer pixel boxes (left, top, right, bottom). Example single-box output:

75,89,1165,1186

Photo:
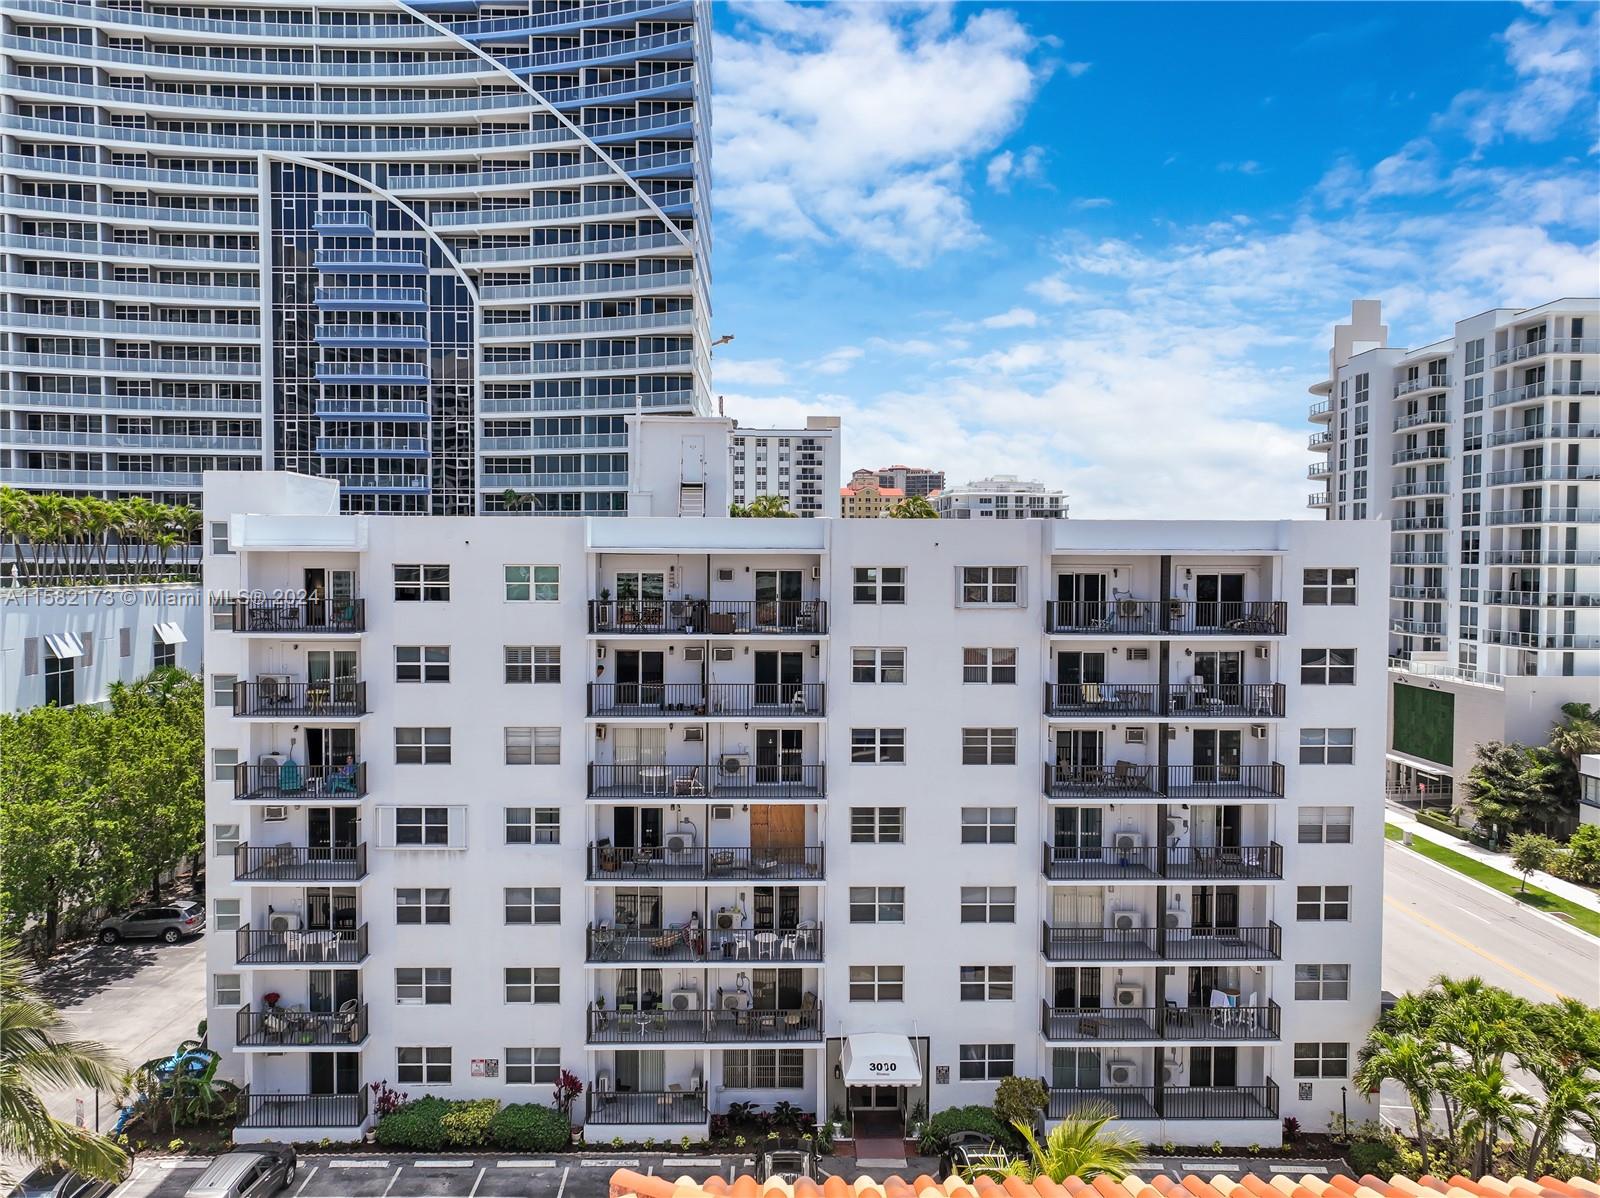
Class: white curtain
1053,887,1104,927
615,728,666,767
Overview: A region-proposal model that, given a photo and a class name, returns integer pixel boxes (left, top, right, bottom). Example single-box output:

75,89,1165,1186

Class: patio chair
335,998,360,1042
276,758,304,794
673,767,707,797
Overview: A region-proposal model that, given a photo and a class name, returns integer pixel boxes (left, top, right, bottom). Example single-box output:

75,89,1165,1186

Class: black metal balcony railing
589,599,828,636
236,1002,369,1048
232,598,365,634
236,1085,368,1129
1040,1000,1281,1042
1039,843,1281,882
587,844,824,881
585,923,823,964
234,844,368,884
1041,763,1285,799
234,679,368,718
585,1088,707,1125
1046,1081,1278,1121
585,1006,823,1044
1040,921,1281,962
586,763,825,800
1046,600,1161,635
1045,600,1286,636
1044,683,1285,719
234,761,367,802
235,924,369,966
588,682,824,718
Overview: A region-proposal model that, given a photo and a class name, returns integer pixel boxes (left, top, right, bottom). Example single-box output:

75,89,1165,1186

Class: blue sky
705,1,1600,517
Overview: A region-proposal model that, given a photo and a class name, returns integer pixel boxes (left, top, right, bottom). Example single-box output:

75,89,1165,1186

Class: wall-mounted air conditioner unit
1113,832,1144,852
1254,645,1270,660
1113,983,1144,1008
1163,910,1182,930
268,911,302,933
1163,1052,1186,1086
684,646,705,662
1166,727,1177,739
720,992,743,1010
684,727,704,743
1110,910,1144,932
712,647,734,662
712,908,739,930
1125,727,1146,744
665,828,698,854
669,989,701,1011
719,753,749,775
1127,647,1150,662
718,568,735,582
1164,816,1187,839
1107,1059,1137,1085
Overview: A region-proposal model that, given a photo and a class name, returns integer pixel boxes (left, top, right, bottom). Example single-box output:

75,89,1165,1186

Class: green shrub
488,1103,571,1152
991,1077,1048,1131
441,1099,499,1148
375,1096,451,1151
1554,825,1600,887
1417,810,1469,840
1346,1132,1420,1178
917,1104,1016,1155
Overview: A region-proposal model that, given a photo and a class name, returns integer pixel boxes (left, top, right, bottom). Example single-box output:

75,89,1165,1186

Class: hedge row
1417,810,1470,840
375,1098,569,1152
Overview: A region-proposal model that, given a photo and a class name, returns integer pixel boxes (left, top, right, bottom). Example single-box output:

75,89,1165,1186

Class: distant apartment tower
0,0,712,515
1308,297,1598,804
876,464,944,497
728,417,840,517
934,475,1068,520
840,468,901,518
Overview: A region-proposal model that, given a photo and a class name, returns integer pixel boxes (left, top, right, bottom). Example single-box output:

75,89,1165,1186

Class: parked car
758,1145,817,1183
97,901,204,945
184,1146,296,1198
47,1171,124,1198
940,1131,1009,1178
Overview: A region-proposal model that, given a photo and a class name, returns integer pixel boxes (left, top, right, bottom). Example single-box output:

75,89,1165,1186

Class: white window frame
209,520,231,554
395,966,452,1006
212,823,241,858
1303,568,1357,605
960,885,1016,923
505,564,559,602
212,897,240,932
958,1042,1015,1080
851,727,905,764
504,1046,560,1086
850,807,904,843
1299,728,1355,765
1296,885,1351,922
1294,1041,1349,1078
394,564,450,602
959,565,1023,606
851,647,906,684
961,727,1017,765
396,887,450,925
505,887,560,925
211,748,238,783
210,673,236,708
962,647,1017,684
397,1046,452,1085
396,727,452,765
848,886,905,924
395,645,450,684
960,806,1017,844
1301,648,1357,685
852,566,906,605
504,645,533,684
959,965,1014,1001
1298,805,1354,844
213,972,241,1006
848,964,904,1002
394,806,450,847
1294,963,1351,1000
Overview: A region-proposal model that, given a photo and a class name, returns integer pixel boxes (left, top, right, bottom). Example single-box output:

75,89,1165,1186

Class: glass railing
0,271,259,303
0,189,257,226
433,190,689,227
481,310,692,339
314,287,427,308
315,436,429,454
388,149,693,191
4,467,203,488
479,268,693,301
480,471,628,488
0,311,261,340
0,428,260,452
460,230,687,264
481,350,693,376
480,432,628,451
0,231,257,263
0,351,260,376
0,390,260,414
0,152,257,190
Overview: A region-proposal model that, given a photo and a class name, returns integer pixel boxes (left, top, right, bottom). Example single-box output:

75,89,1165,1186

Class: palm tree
963,1106,1143,1183
1,487,37,584
0,935,128,1184
1451,1063,1535,1175
1355,1028,1447,1172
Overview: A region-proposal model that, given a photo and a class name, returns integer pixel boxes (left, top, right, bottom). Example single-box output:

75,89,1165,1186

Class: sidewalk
1384,806,1600,911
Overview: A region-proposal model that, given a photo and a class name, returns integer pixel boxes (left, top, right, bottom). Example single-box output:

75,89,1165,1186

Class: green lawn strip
1386,823,1600,937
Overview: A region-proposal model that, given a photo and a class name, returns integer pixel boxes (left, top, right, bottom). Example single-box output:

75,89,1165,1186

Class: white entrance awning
154,622,188,645
841,1033,922,1086
44,632,84,660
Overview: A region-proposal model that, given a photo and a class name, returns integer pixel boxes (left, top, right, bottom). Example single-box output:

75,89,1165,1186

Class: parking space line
294,1166,318,1196
415,1161,473,1168
556,1166,569,1198
331,1161,390,1169
1272,1167,1327,1176
665,1159,721,1167
380,1167,403,1198
467,1167,485,1198
496,1161,555,1168
158,1160,210,1169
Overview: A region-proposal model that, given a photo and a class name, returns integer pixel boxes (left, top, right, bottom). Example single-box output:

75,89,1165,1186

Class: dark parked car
97,901,205,944
184,1146,296,1198
939,1131,1009,1178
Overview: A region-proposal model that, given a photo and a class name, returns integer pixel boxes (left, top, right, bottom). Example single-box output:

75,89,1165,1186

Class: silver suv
97,901,204,945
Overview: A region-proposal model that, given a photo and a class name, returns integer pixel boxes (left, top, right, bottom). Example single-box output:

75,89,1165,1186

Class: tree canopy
0,487,199,586
729,495,797,518
887,495,939,518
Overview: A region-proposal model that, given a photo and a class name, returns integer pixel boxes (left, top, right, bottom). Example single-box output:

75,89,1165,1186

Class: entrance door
1052,808,1103,861
1194,573,1245,626
751,804,805,851
1189,1047,1238,1087
611,807,663,850
1056,573,1107,629
755,728,803,783
1192,729,1241,783
307,650,358,705
306,727,357,772
305,888,357,931
1192,886,1240,936
309,1051,360,1095
614,650,665,706
848,1086,903,1111
755,569,802,629
1053,730,1104,785
751,886,798,930
1056,651,1107,685
754,651,802,707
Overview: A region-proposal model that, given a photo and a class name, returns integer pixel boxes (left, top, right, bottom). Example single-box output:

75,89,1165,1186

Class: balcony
1307,431,1331,450
585,1089,707,1126
1487,423,1600,447
233,761,366,803
587,763,825,801
1487,548,1600,565
234,844,368,885
1040,1000,1281,1042
235,1002,369,1049
1039,922,1281,963
589,599,827,635
1047,1081,1278,1121
1392,445,1450,465
1041,843,1282,882
587,845,824,882
585,1006,823,1044
231,598,364,634
236,1086,368,1130
1308,492,1330,508
1484,590,1600,608
1392,481,1449,498
1393,409,1450,432
235,924,369,966
1306,462,1331,480
1044,600,1286,636
587,682,824,718
1390,515,1447,532
1487,507,1600,525
1309,399,1331,421
1043,763,1283,801
584,924,823,964
1045,683,1285,720
1394,376,1450,397
1487,464,1600,486
233,679,367,718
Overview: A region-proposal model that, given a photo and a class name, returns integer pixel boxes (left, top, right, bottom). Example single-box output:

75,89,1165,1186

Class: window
395,645,450,683
853,566,905,604
209,521,231,554
962,647,1017,684
1294,1042,1349,1078
1302,568,1357,605
505,887,559,925
851,647,905,684
505,1047,560,1085
505,807,559,845
960,886,1016,923
958,1043,1014,1080
849,886,905,923
503,967,560,1004
397,1046,452,1085
1299,728,1355,765
212,823,240,857
212,897,240,932
213,973,241,1007
959,965,1014,1001
851,728,905,764
722,1049,805,1089
396,807,449,846
960,807,1017,844
504,646,533,684
210,674,236,708
1299,806,1354,844
394,564,450,602
396,888,450,925
211,748,238,783
505,564,559,602
396,727,452,764
961,728,1017,765
848,964,904,1001
504,726,559,765
210,599,233,632
960,566,1021,605
1301,648,1356,685
395,967,452,1005
851,807,904,844
44,652,74,707
153,634,176,670
1296,885,1351,921
531,646,560,683
1294,963,1351,1000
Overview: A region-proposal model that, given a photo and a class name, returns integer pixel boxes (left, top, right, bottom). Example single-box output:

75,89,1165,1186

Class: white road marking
580,1159,638,1167
556,1166,569,1198
646,1166,654,1176
1453,909,1492,925
468,1167,486,1198
158,1161,211,1169
665,1159,722,1166
1272,1167,1328,1176
1182,1163,1239,1171
496,1160,556,1168
414,1161,473,1168
331,1161,390,1169
293,1166,318,1196
380,1166,403,1198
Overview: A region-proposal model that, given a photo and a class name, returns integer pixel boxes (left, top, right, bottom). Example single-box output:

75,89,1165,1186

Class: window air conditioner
684,727,704,743
712,647,734,662
669,989,701,1011
1127,647,1150,662
717,568,734,582
1125,727,1146,744
1113,983,1144,1008
810,566,821,581
268,911,302,933
1111,910,1144,932
1251,724,1268,739
1254,645,1270,660
711,805,733,821
1166,727,1177,740
263,806,288,822
1107,1060,1137,1086
684,646,705,662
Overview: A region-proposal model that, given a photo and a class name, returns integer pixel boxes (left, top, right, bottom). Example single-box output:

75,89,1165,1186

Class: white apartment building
202,457,1386,1149
728,417,841,518
1308,298,1598,801
934,475,1068,520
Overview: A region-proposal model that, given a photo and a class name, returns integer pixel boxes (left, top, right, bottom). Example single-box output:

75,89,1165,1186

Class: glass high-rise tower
1,0,711,515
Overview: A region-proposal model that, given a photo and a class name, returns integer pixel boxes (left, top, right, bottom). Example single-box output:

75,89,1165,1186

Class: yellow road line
1383,894,1571,999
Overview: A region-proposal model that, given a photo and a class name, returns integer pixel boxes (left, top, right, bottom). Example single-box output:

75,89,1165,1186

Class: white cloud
713,357,789,386
1440,4,1599,149
979,306,1039,329
1071,196,1114,210
1063,61,1092,77
867,336,946,357
714,4,1042,264
812,346,864,376
986,144,1047,192
1217,160,1266,175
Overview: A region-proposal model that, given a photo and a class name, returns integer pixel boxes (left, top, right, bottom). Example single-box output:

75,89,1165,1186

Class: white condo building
201,424,1386,1149
933,475,1068,520
0,0,711,515
728,416,841,518
1307,298,1598,803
